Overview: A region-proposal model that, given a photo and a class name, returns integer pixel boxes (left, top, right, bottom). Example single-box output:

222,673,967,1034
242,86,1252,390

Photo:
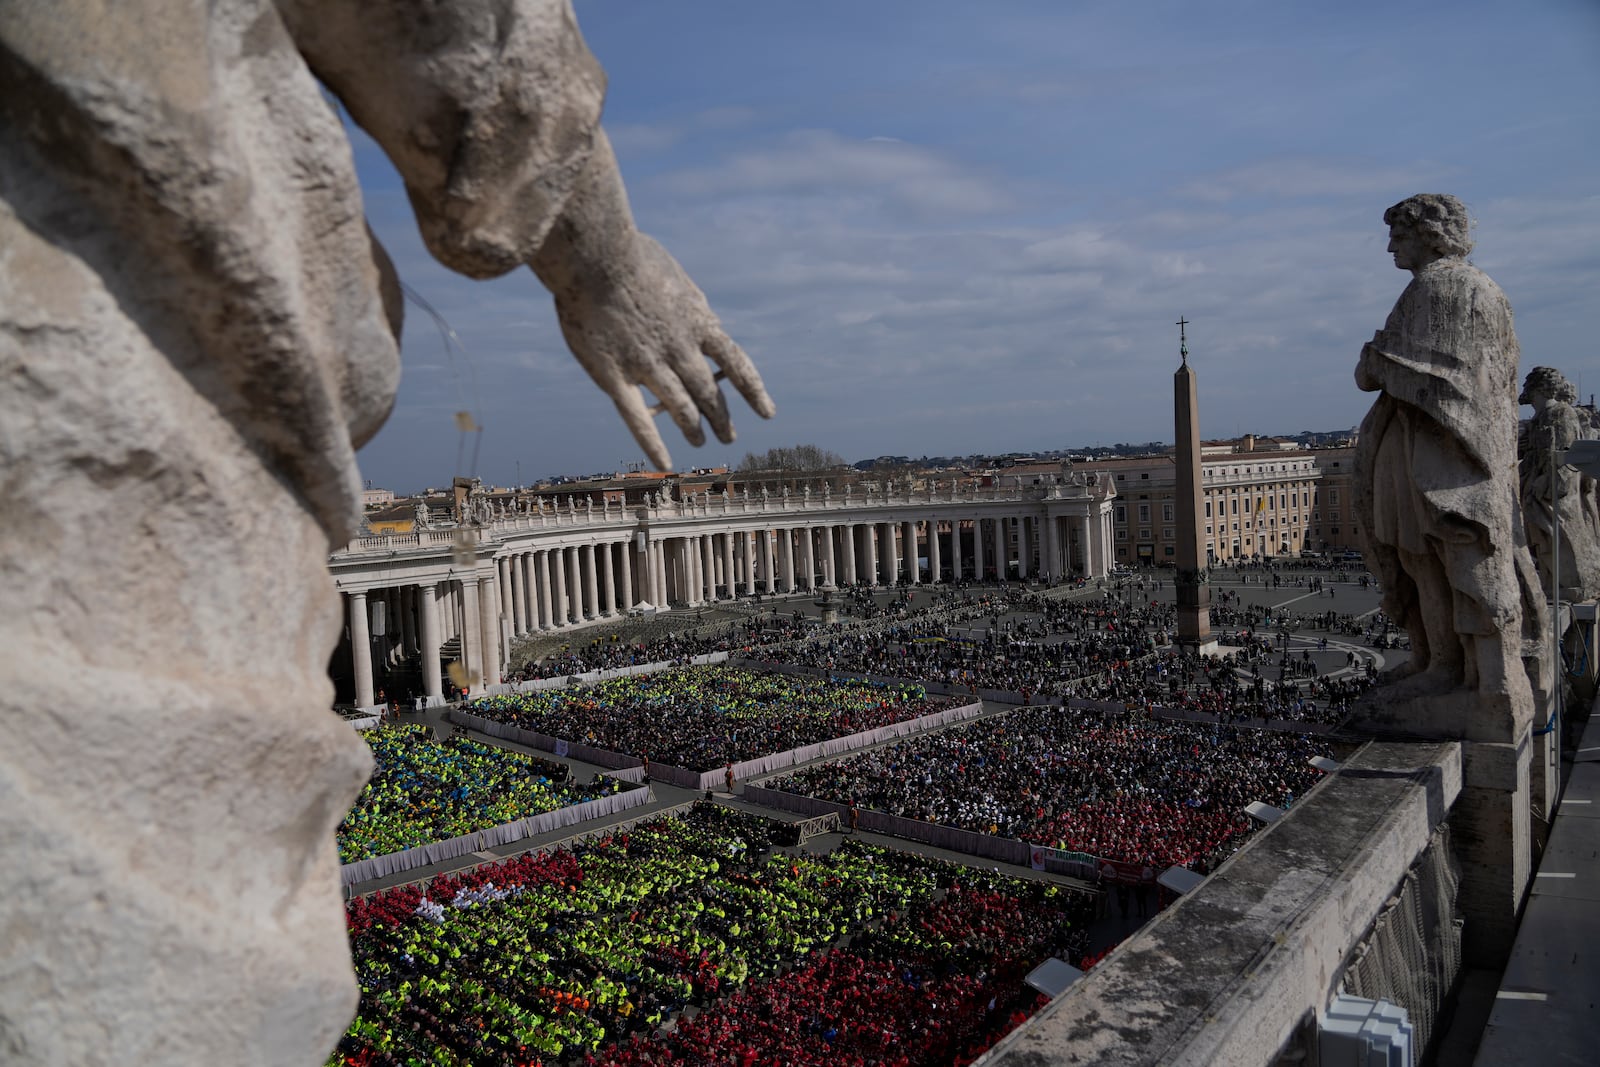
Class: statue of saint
0,1,774,1062
414,499,430,528
1519,366,1600,601
1353,193,1544,724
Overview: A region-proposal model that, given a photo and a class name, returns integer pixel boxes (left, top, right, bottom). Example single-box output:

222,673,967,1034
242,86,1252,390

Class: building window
1138,529,1151,540
1164,545,1176,556
1329,488,1340,505
1140,473,1149,480
1162,527,1175,541
1205,501,1212,518
1162,503,1174,522
1138,503,1150,523
1116,474,1125,481
1116,529,1127,541
1115,505,1126,522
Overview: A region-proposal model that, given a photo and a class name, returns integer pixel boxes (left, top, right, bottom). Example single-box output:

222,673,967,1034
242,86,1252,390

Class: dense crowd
767,704,1333,871
765,589,1171,700
471,667,951,772
337,724,626,864
331,805,1094,1067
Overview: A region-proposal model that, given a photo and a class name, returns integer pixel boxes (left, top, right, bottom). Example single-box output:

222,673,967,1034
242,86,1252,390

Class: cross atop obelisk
1177,316,1190,365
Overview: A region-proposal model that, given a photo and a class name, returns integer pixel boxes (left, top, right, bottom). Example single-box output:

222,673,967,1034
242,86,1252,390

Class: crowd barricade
465,664,989,792
505,651,732,693
729,657,1035,707
745,786,1140,886
347,713,383,731
680,700,987,792
449,709,646,774
743,784,1032,866
338,782,654,888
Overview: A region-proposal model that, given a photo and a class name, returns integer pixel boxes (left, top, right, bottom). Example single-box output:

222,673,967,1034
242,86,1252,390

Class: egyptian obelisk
1173,318,1215,653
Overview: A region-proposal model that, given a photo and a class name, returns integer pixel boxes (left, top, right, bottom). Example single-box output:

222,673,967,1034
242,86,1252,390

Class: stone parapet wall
982,739,1462,1067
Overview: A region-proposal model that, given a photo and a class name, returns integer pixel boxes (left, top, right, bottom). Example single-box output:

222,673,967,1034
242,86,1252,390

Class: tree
737,444,847,472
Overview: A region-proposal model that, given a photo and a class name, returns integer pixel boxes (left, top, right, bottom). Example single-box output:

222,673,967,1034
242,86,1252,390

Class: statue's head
1519,366,1578,408
1383,194,1472,271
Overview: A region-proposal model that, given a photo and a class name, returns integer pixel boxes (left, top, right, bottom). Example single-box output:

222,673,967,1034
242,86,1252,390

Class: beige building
1098,438,1361,564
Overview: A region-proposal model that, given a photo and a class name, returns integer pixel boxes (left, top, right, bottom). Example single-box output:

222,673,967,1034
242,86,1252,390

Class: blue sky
349,0,1600,493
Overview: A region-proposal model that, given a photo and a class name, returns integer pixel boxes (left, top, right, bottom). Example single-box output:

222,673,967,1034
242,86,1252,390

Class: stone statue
414,499,430,528
0,1,773,1063
1353,193,1545,731
1520,366,1600,601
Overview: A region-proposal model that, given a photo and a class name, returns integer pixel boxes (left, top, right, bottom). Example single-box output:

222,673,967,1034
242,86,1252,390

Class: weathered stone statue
1519,366,1600,601
0,1,771,1064
1352,193,1543,730
414,499,431,528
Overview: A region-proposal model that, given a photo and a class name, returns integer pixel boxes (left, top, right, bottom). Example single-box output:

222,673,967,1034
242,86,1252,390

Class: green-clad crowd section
469,666,951,772
337,723,627,864
331,804,1092,1067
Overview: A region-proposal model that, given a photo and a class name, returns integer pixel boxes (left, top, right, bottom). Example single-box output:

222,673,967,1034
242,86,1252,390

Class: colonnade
333,502,1115,709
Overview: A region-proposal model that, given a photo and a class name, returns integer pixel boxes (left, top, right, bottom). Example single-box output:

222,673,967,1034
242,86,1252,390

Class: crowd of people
470,667,952,772
330,805,1095,1067
767,704,1333,871
337,724,626,864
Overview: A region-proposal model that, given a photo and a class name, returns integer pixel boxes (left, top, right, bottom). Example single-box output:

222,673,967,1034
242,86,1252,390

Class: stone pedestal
1455,737,1533,967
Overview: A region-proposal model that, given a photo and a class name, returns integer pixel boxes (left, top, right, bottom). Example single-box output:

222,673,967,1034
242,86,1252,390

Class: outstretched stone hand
533,131,774,470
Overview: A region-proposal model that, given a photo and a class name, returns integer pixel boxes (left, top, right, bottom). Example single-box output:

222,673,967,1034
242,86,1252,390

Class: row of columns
341,510,1114,707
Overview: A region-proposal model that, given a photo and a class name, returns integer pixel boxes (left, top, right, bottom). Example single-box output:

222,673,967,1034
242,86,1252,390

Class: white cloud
655,129,1014,217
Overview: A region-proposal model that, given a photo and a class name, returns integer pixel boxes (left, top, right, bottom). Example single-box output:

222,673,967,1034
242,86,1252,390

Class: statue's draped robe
1354,259,1546,699
1521,401,1600,601
0,2,602,1063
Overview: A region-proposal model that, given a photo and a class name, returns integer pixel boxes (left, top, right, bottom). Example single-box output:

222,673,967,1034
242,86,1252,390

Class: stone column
841,524,857,585
742,531,757,593
535,551,552,629
493,557,507,624
904,519,919,584
779,529,794,591
721,532,735,599
683,536,695,603
654,540,669,607
567,546,583,622
928,517,942,583
478,575,500,688
757,530,771,594
619,539,635,612
348,591,374,708
863,525,878,587
881,521,897,585
821,526,836,588
949,519,962,581
551,549,568,627
460,578,483,691
600,542,616,617
582,543,598,618
510,554,527,635
1016,517,1029,579
799,527,815,590
701,533,715,601
418,583,442,703
974,517,987,581
1080,516,1093,575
